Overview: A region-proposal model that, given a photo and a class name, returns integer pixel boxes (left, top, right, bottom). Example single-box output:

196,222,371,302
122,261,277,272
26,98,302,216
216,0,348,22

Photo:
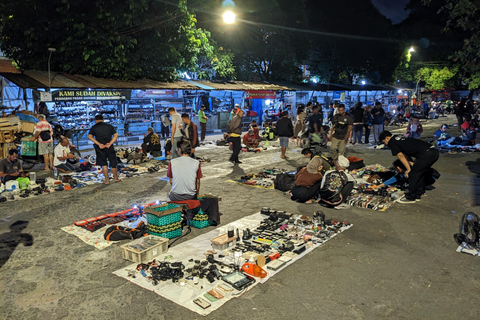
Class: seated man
318,155,355,209
433,124,453,146
451,122,476,146
0,149,29,184
141,127,162,156
167,140,220,224
291,156,329,203
243,129,259,148
250,120,261,140
54,138,77,173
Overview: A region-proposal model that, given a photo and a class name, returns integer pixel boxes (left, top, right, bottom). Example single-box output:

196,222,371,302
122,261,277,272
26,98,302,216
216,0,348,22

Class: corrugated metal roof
0,59,21,74
0,70,201,90
185,80,293,91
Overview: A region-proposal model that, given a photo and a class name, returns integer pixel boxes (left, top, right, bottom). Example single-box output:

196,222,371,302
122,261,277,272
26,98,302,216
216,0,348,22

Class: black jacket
276,117,294,137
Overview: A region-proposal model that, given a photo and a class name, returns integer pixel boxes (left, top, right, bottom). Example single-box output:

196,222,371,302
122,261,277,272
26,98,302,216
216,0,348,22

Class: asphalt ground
1,114,479,320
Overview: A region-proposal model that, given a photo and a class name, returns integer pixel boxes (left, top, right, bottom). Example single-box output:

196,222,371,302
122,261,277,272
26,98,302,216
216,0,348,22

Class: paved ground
1,115,479,320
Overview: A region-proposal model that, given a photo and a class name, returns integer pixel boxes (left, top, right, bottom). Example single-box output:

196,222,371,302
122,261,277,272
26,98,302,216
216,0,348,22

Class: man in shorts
88,114,120,184
169,107,183,159
32,114,54,170
276,111,294,159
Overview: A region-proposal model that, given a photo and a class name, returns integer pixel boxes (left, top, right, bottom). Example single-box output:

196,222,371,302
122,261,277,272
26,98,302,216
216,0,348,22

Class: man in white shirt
54,138,77,173
168,107,183,159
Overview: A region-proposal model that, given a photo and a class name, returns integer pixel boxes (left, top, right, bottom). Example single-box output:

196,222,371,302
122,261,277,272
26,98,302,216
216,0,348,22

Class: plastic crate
190,208,212,229
190,219,212,229
144,203,182,217
146,211,182,226
147,220,182,239
121,235,169,263
148,228,182,239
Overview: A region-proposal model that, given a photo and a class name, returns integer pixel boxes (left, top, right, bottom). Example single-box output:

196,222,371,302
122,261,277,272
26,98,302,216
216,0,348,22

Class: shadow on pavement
465,158,480,206
0,220,33,269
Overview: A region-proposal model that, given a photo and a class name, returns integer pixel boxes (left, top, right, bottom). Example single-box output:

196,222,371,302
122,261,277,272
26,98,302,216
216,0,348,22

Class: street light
48,47,56,90
409,47,415,52
223,10,236,24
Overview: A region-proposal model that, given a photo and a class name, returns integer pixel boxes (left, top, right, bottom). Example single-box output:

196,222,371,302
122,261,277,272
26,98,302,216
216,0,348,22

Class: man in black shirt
349,102,364,144
379,130,439,204
276,111,294,159
329,104,353,161
88,114,120,184
141,127,162,156
308,105,326,145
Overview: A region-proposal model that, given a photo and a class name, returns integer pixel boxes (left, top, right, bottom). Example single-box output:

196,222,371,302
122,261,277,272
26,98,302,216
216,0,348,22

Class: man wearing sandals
88,114,120,184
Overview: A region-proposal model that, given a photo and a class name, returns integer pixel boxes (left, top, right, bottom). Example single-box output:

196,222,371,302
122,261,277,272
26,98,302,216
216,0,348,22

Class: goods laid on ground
114,208,352,316
228,168,294,189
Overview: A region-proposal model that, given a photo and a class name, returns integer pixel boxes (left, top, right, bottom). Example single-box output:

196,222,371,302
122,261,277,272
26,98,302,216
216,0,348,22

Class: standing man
168,107,183,159
88,114,120,184
198,104,208,142
378,131,439,204
227,109,244,164
160,114,170,140
350,102,364,145
32,114,54,171
181,113,199,157
329,104,353,162
363,105,372,144
308,105,324,144
0,149,28,184
371,101,385,144
276,111,294,159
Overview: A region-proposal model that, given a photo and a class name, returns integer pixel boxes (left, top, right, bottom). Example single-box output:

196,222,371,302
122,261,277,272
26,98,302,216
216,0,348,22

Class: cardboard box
21,122,36,133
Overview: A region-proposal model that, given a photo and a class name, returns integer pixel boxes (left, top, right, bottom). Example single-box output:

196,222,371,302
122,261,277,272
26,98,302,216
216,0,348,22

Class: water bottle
54,167,58,180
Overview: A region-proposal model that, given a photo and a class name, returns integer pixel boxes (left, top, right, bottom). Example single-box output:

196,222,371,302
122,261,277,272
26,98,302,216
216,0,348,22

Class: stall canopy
0,70,201,90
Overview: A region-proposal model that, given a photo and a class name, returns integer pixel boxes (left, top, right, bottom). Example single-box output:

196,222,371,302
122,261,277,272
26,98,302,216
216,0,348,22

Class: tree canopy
0,0,235,81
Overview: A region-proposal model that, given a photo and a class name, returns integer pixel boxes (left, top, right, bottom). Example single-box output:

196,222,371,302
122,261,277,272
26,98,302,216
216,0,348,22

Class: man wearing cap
198,105,208,141
318,155,355,209
88,114,120,184
168,107,183,159
141,127,162,156
227,109,244,164
378,130,439,204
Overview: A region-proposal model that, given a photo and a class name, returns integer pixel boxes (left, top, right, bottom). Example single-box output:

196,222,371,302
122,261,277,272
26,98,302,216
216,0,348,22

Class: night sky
371,0,410,24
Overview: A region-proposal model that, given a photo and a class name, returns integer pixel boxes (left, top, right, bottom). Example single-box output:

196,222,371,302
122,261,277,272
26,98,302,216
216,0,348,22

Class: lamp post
47,47,56,91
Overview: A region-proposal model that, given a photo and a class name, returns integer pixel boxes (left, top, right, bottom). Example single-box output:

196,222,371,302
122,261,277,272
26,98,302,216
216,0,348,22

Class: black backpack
454,212,480,247
104,221,147,241
274,173,296,192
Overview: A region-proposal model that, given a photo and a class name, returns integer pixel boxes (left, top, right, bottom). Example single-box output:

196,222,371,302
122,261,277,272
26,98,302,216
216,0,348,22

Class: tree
195,0,309,82
422,0,480,89
305,0,400,85
0,0,235,81
415,66,458,90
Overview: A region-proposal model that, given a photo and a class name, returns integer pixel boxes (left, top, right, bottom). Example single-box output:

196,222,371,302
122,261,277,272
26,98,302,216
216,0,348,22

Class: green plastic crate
21,140,37,156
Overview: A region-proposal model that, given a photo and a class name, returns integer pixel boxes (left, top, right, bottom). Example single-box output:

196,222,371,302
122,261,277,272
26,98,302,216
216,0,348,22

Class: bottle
228,225,234,238
54,167,58,180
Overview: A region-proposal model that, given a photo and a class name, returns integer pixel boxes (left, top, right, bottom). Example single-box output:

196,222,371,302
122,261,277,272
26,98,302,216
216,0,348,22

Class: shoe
396,196,416,204
334,203,351,210
234,161,242,164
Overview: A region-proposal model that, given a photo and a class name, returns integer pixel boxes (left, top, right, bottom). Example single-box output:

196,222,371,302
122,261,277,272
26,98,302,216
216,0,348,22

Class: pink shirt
36,120,53,143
